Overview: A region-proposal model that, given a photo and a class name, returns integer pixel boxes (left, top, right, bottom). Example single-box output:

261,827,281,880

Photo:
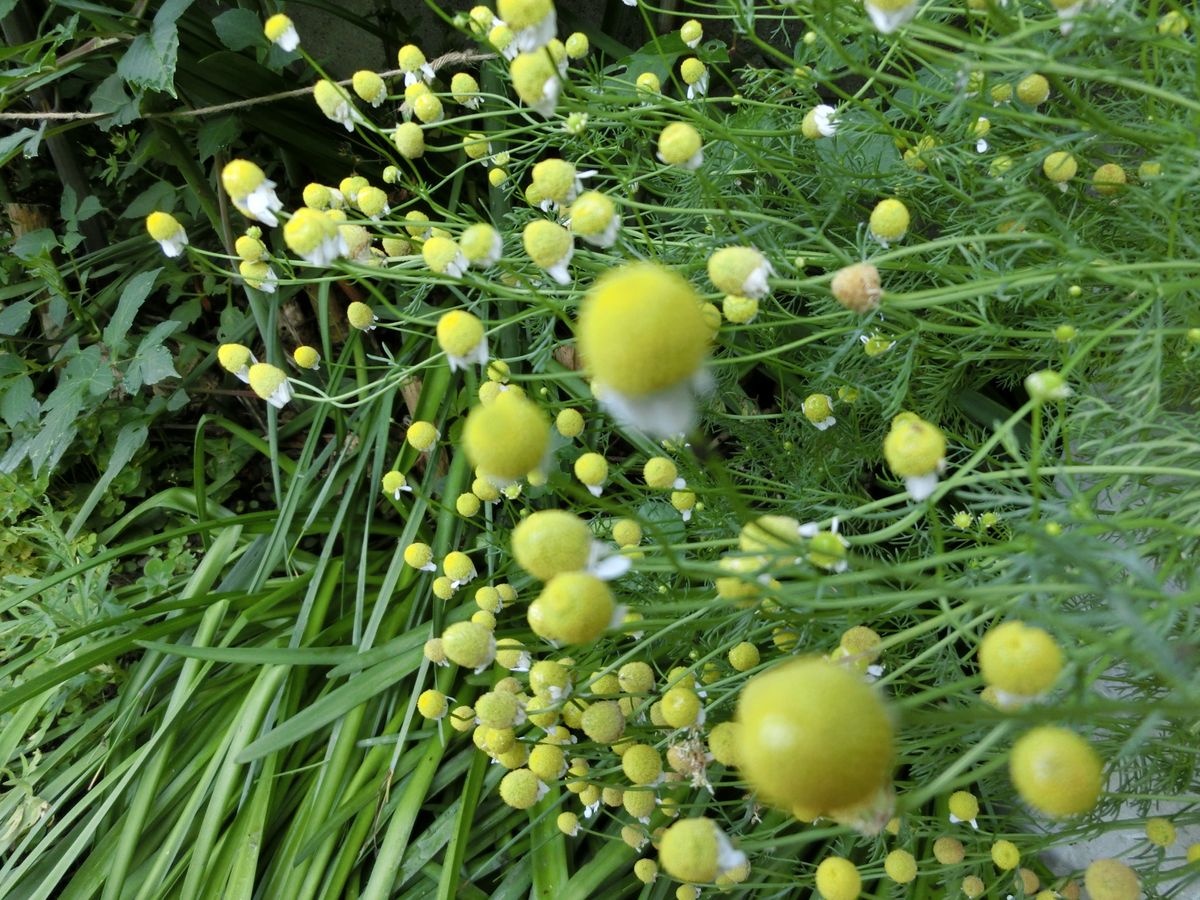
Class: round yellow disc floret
735,657,894,815
613,518,642,547
476,690,520,728
574,452,608,488
441,621,495,669
657,122,702,167
622,744,662,785
522,219,572,270
556,407,584,437
1085,859,1140,900
531,158,576,204
634,858,658,884
510,51,557,110
618,661,654,694
949,790,979,824
661,687,702,729
577,263,710,397
883,414,946,477
393,122,424,159
463,391,550,484
556,811,579,836
637,72,661,95
437,310,484,358
1044,151,1078,184
884,849,917,884
707,246,769,297
830,262,882,313
869,198,910,243
404,542,433,570
1009,726,1102,817
1145,817,1176,847
991,839,1020,871
643,457,679,490
815,856,861,900
978,621,1063,700
728,642,760,672
528,572,614,645
659,818,721,884
417,689,448,719
406,420,438,452
708,721,740,767
565,32,588,58
1017,73,1050,105
499,768,542,809
569,191,616,236
680,57,706,85
933,836,965,864
580,700,625,744
1092,163,1127,196
681,19,702,45
511,509,592,580
962,875,985,898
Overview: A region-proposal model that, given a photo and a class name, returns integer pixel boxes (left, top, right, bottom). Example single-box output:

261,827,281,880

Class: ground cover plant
2,0,1199,897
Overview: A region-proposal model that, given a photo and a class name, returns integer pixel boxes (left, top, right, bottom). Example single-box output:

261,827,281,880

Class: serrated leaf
0,300,33,337
88,73,140,131
103,268,162,352
25,381,86,476
213,8,263,53
118,33,179,95
125,320,182,391
122,182,176,220
1,375,38,428
64,345,115,398
0,122,45,166
197,115,241,162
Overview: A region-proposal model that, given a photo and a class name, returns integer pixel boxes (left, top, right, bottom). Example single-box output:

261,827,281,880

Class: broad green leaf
122,181,177,219
103,268,162,352
65,423,149,542
1,375,38,428
213,8,262,53
0,300,33,336
88,73,140,131
197,115,240,162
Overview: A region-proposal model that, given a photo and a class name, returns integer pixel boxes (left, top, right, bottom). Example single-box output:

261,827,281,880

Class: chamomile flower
718,293,755,324
512,509,630,581
972,116,991,152
1026,369,1072,402
523,219,573,284
497,0,556,51
636,72,662,97
442,550,477,589
671,490,697,522
802,104,838,138
218,343,256,383
658,818,747,885
417,689,448,720
1017,73,1051,105
1044,151,1077,190
247,363,293,409
736,657,894,816
406,420,439,452
396,43,435,87
222,159,284,227
1146,817,1176,847
356,186,389,219
933,836,965,864
381,470,411,499
800,520,849,572
1158,9,1189,35
423,236,468,278
435,310,487,372
284,207,348,265
815,856,862,900
883,412,947,500
1084,860,1140,900
978,621,1064,707
441,620,496,670
574,452,608,497
644,456,685,491
412,92,443,124
510,50,560,116
869,198,910,246
145,212,188,257
1092,163,1127,196
1010,726,1102,817
499,768,547,809
831,262,882,312
314,79,359,131
563,191,618,248
577,263,712,436
657,122,704,169
527,572,617,645
991,839,1020,871
803,393,836,431
680,57,708,99
456,223,501,269
885,850,917,884
948,790,980,828
708,246,773,299
681,19,702,48
238,259,277,292
565,31,589,58
463,390,550,486
346,300,378,332
462,133,492,167
263,13,299,51
351,70,387,107
865,0,918,34
404,542,436,572
293,345,320,371
531,158,591,211
392,122,425,159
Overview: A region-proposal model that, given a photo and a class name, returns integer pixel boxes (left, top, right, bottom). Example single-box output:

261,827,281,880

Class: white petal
904,472,940,501
865,1,918,33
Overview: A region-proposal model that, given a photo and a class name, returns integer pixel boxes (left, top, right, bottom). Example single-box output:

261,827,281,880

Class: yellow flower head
869,198,910,244
830,262,882,313
527,572,614,644
436,310,486,370
736,657,894,815
708,246,773,299
565,31,589,58
657,122,703,169
978,620,1063,704
314,79,358,131
247,363,292,409
522,220,573,283
659,818,746,885
463,390,550,485
1017,73,1050,105
450,71,481,107
815,856,862,900
1010,726,1102,817
1043,151,1077,184
511,509,592,580
351,70,386,106
292,345,320,370
510,51,559,116
423,236,467,277
145,212,188,257
263,13,299,51
392,122,425,159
